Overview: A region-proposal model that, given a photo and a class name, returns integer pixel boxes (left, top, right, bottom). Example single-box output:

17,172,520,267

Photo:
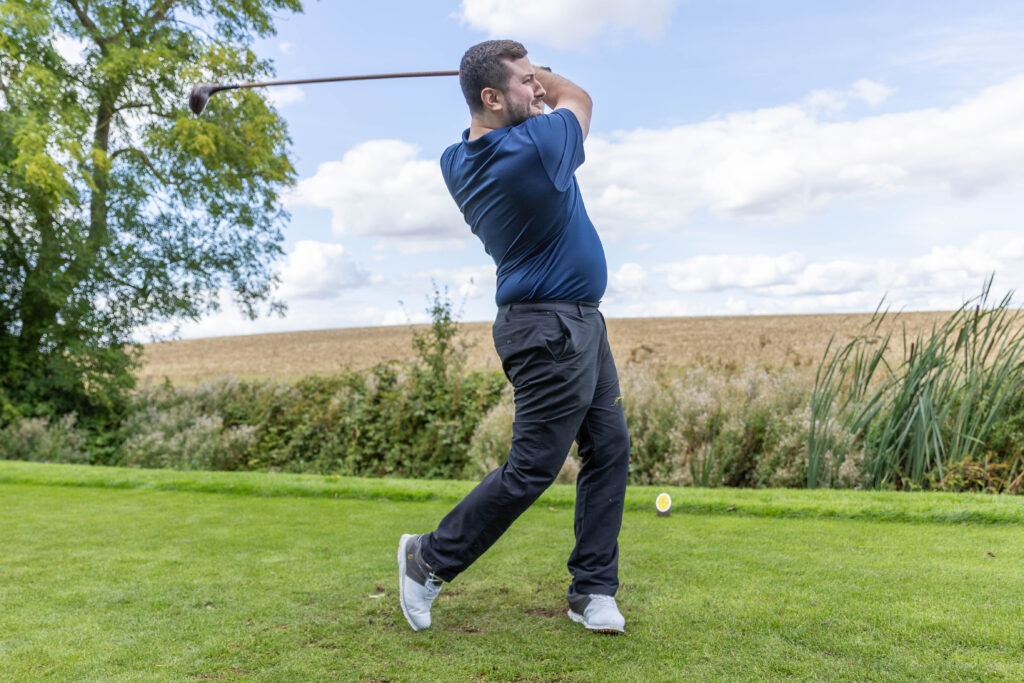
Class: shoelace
424,573,443,600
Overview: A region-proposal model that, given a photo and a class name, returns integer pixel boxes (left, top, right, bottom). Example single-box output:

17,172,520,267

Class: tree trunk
16,97,115,361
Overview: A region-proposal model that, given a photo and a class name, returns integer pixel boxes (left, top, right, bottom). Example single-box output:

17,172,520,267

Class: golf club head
188,84,220,116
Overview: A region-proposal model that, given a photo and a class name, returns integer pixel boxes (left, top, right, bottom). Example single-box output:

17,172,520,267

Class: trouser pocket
543,311,578,360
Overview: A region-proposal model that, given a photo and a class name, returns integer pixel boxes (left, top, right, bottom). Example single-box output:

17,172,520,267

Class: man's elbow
560,91,593,120
574,89,593,116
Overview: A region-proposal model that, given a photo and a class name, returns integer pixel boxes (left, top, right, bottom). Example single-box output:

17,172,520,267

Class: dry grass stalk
138,311,953,386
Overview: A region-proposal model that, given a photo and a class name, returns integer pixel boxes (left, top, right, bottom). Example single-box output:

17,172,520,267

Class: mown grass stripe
2,460,1022,525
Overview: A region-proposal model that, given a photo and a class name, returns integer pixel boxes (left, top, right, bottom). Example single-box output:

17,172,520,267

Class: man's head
459,40,545,125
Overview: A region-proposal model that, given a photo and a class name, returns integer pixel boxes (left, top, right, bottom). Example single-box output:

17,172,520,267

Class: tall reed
809,277,1024,491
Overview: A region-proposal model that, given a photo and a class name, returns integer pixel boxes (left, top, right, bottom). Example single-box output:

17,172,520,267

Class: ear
480,87,504,113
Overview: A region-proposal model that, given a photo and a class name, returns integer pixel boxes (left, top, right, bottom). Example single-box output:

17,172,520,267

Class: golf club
188,70,460,115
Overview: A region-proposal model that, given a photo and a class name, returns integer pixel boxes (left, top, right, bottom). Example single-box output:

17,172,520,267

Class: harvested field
138,311,953,386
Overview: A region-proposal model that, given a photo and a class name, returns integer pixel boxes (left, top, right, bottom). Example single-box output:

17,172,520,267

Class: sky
171,1,1024,339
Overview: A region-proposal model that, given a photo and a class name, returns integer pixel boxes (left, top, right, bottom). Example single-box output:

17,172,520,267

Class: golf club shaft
225,70,459,92
190,69,459,115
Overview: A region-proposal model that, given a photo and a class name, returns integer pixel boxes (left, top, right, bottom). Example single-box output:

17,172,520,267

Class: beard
505,98,541,126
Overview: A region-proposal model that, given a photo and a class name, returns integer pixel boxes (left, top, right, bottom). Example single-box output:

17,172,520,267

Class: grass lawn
1,461,1022,682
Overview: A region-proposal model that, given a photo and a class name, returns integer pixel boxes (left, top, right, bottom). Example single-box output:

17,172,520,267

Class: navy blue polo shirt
440,109,607,306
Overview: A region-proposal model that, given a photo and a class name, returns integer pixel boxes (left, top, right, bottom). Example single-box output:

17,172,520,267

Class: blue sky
174,1,1024,338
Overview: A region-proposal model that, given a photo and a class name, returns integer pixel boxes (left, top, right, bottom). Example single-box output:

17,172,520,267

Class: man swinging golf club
398,39,630,634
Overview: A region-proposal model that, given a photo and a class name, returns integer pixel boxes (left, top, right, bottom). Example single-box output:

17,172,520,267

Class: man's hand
534,67,592,139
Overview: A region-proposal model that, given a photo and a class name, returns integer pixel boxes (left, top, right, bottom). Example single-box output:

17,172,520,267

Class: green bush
118,289,505,478
8,286,1021,493
332,342,505,478
466,386,581,484
465,362,813,490
120,396,257,471
0,414,89,464
467,386,515,477
615,363,811,487
123,365,505,478
0,386,21,426
197,375,355,472
122,375,356,472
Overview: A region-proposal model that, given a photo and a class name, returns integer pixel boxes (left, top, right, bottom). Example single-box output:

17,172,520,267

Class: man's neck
467,123,494,141
467,111,508,141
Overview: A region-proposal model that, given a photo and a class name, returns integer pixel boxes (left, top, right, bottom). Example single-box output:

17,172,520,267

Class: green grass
1,461,1022,682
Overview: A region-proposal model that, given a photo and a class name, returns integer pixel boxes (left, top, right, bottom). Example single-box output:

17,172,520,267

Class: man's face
499,57,546,126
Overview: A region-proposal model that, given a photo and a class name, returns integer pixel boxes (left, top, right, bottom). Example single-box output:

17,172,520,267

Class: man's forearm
534,66,593,137
535,67,592,113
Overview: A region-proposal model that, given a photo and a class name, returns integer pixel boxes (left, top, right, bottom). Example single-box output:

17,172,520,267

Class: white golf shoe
567,592,625,633
398,534,443,631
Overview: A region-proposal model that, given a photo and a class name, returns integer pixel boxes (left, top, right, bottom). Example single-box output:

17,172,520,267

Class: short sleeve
524,109,585,192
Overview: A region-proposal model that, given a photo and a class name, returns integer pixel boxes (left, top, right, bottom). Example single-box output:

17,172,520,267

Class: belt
497,300,600,315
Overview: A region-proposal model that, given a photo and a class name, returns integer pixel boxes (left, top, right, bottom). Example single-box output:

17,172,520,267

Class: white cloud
642,230,1024,317
286,140,467,248
970,230,1024,260
850,79,896,107
266,85,305,109
760,261,881,297
803,79,896,115
890,231,1024,298
581,74,1024,234
452,265,497,302
408,264,496,304
662,253,807,292
612,297,699,319
284,76,1024,266
456,0,679,49
275,74,1024,328
803,88,849,116
609,262,649,292
278,240,371,300
901,20,1024,78
379,307,424,326
279,42,295,55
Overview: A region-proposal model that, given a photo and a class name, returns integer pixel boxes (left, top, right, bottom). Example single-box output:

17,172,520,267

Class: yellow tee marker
655,492,672,517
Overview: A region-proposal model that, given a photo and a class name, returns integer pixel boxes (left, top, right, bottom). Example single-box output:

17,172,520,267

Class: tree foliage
0,0,301,422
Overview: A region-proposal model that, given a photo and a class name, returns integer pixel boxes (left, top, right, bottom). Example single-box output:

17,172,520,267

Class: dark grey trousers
420,301,631,595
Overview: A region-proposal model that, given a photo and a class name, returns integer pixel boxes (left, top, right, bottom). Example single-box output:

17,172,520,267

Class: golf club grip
234,70,460,90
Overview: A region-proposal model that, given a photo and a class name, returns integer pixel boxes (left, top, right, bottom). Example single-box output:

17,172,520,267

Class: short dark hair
459,40,528,114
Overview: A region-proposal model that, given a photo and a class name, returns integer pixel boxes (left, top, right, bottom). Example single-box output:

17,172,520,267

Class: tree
0,0,301,422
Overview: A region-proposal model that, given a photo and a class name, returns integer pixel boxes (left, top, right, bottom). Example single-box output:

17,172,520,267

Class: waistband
497,300,600,315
